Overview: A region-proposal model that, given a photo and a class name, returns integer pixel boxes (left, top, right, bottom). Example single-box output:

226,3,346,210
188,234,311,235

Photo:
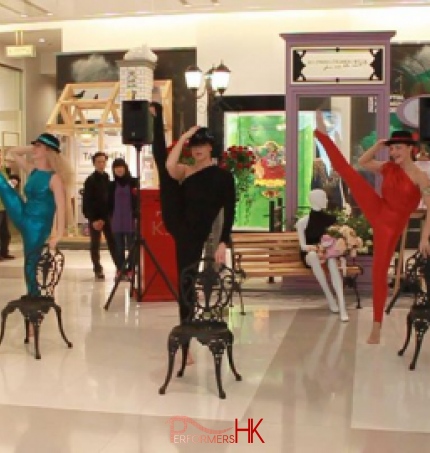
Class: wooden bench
231,231,363,308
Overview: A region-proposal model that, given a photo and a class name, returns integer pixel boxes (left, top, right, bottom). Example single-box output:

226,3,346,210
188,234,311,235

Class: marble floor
0,248,429,452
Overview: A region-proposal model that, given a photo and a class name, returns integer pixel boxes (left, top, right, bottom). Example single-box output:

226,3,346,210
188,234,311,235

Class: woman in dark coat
108,158,138,279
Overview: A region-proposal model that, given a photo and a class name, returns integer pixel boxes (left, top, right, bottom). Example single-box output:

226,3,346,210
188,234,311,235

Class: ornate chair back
404,251,430,304
181,257,235,324
33,245,65,297
397,251,430,370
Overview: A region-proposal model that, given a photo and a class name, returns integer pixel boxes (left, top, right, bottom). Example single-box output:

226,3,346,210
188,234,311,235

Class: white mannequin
296,189,348,322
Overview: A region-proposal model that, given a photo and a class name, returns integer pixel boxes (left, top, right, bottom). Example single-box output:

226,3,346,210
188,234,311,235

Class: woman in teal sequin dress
0,133,70,296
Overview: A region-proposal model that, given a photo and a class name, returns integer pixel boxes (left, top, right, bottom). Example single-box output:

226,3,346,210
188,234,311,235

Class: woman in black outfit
150,102,236,325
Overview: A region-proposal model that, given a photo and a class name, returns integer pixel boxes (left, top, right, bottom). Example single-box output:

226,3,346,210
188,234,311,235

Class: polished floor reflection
0,249,429,452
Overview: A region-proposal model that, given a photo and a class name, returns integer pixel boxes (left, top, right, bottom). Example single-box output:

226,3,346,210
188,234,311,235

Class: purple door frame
280,31,396,227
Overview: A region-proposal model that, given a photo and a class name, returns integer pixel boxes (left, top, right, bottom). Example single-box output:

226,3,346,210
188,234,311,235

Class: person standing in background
108,157,138,281
82,152,118,280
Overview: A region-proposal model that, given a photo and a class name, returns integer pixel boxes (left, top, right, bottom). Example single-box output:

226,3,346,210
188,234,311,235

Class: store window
0,64,22,162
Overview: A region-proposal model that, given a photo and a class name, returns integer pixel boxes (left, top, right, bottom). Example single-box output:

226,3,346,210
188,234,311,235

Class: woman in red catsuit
315,111,430,344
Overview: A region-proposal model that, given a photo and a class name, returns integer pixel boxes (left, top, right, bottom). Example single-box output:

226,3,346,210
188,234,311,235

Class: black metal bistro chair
386,252,424,315
0,245,72,360
159,258,242,399
397,251,430,370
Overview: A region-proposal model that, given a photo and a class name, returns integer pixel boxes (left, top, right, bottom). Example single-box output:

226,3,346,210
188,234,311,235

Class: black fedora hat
384,130,418,146
188,127,215,147
31,133,61,153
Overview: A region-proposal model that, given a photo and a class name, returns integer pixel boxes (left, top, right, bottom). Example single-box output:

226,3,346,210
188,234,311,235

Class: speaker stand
104,144,177,310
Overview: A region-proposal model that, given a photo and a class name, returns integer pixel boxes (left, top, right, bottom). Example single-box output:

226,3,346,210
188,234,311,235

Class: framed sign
292,46,384,84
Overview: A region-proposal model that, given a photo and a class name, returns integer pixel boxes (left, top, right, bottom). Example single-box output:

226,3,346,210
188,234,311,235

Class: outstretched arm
150,101,167,161
8,146,34,174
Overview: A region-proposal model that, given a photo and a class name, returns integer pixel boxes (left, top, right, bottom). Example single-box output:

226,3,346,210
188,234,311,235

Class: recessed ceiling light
47,12,53,16
20,13,28,17
38,38,45,43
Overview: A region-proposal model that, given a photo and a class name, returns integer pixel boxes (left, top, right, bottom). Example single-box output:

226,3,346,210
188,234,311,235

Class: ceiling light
20,13,28,17
185,61,231,98
47,12,53,16
185,65,202,90
38,38,45,43
211,61,230,94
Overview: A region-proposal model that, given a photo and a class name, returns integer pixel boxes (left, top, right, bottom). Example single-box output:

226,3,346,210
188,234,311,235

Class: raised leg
159,335,180,395
226,331,242,381
52,304,73,348
314,130,382,226
209,339,226,399
398,311,413,356
410,320,428,370
150,101,181,236
177,341,190,377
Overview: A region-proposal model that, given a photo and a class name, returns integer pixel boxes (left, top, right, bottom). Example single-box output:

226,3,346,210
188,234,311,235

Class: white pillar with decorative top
118,45,157,101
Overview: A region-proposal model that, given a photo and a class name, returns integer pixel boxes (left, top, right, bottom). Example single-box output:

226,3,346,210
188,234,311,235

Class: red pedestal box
140,189,178,301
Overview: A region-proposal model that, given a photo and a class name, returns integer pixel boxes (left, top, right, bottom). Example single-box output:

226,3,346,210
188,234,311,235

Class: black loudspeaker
419,97,430,142
122,100,153,145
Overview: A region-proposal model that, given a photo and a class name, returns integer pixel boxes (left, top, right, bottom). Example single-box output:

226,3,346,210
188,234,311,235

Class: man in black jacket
82,152,118,279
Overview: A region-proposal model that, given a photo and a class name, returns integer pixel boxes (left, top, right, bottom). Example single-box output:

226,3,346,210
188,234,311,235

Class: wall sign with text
291,47,384,84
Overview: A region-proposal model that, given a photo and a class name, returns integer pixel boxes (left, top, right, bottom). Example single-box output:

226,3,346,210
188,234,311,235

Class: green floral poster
224,111,315,229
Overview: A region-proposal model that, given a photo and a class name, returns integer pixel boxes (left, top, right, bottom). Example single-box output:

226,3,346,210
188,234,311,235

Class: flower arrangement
334,211,373,255
220,145,256,222
317,234,346,262
220,146,256,196
317,224,364,263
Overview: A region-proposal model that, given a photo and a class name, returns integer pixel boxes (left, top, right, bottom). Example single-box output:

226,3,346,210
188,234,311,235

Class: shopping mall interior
0,1,430,452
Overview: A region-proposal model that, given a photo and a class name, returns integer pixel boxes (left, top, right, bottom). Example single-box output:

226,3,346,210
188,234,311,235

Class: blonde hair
46,150,74,191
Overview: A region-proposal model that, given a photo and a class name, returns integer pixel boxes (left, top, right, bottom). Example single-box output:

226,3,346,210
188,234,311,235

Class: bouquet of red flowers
220,146,256,195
